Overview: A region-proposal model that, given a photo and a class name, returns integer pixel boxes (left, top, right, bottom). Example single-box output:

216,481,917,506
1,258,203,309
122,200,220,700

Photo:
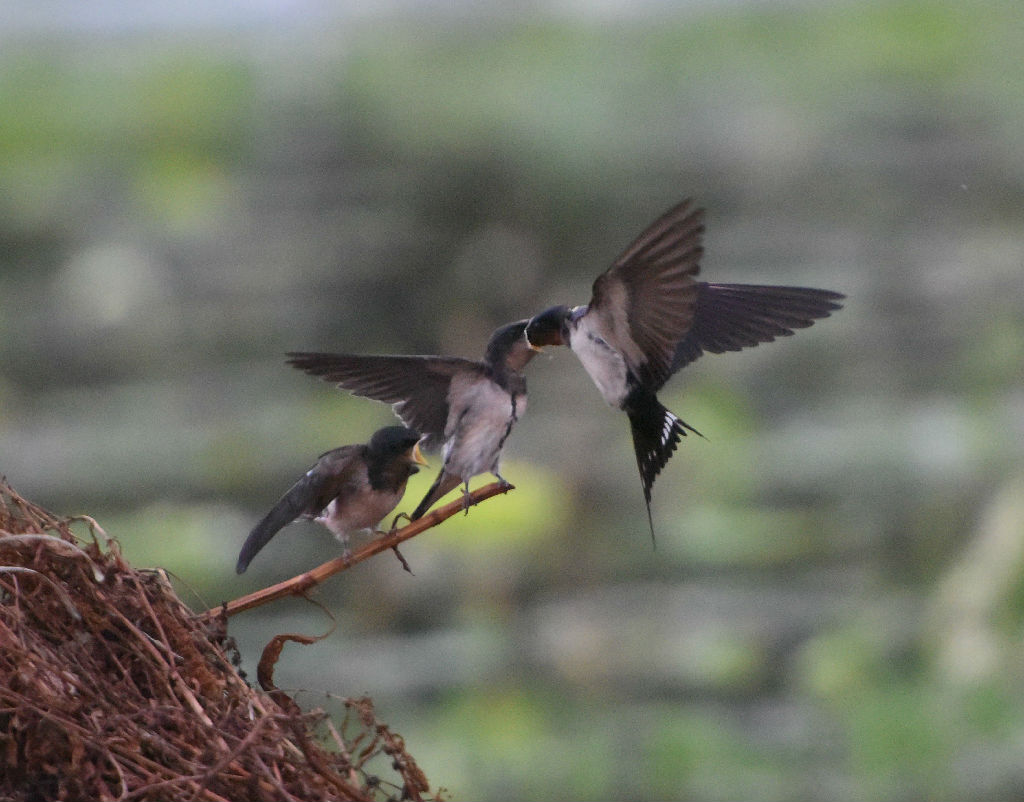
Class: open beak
411,441,429,467
525,306,568,349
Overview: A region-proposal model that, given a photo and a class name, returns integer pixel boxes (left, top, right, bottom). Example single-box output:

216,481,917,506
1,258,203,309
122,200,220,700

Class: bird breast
317,468,401,539
443,375,523,478
569,316,630,408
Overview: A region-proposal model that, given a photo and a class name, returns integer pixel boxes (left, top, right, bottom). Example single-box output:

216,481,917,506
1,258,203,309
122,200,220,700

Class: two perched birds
236,199,844,573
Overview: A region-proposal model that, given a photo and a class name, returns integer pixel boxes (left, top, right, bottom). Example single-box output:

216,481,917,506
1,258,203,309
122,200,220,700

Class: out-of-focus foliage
2,1,1023,799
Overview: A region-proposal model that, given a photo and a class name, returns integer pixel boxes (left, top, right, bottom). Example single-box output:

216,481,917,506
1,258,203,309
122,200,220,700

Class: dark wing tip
286,353,460,445
235,527,267,574
235,552,252,574
609,197,706,272
286,352,340,377
236,467,327,573
670,283,845,372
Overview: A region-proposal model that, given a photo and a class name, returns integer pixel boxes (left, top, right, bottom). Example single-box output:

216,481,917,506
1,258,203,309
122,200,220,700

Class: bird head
525,305,571,348
368,426,429,471
483,319,540,374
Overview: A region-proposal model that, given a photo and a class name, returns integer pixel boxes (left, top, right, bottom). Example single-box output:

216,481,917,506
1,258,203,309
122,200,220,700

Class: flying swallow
287,319,540,521
525,199,844,537
236,426,426,573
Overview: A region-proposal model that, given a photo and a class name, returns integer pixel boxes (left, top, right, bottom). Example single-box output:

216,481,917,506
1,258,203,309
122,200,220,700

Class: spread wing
587,199,705,389
286,353,478,449
671,283,845,372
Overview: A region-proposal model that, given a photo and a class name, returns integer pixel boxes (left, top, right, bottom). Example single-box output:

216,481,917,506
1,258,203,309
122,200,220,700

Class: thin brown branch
202,481,514,621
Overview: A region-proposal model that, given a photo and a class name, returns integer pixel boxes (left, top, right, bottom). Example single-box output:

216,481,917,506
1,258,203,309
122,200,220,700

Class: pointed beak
411,441,429,467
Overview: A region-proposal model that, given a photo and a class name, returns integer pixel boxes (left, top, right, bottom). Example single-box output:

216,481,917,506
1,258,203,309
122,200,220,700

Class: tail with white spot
624,388,702,543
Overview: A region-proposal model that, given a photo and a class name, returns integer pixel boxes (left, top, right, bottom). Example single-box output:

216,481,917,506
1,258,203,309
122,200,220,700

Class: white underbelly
317,481,400,539
570,327,629,407
443,379,521,479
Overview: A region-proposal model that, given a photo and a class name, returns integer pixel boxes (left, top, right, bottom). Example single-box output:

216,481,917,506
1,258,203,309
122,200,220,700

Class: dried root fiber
0,478,436,802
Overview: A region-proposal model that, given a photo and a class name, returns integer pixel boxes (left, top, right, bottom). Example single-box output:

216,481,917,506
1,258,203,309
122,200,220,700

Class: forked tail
625,389,702,543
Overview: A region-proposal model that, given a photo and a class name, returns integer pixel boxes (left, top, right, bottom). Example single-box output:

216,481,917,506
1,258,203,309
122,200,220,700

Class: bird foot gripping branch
241,196,842,573
208,481,514,621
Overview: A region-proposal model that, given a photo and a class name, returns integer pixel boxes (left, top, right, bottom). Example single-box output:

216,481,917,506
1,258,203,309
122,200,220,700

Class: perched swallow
235,426,426,573
287,319,540,521
525,199,844,536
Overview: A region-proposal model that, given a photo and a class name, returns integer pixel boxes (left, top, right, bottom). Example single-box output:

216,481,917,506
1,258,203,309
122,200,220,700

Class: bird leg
391,545,414,574
461,481,473,515
206,481,516,621
318,514,355,562
375,524,414,572
335,534,353,564
389,511,412,531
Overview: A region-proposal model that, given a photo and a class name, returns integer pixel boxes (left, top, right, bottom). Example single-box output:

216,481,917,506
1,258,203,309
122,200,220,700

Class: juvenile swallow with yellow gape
287,318,542,521
526,199,844,538
236,426,426,573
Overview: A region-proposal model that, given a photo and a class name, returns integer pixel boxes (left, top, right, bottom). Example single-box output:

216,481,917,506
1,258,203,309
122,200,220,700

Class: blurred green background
2,1,1023,799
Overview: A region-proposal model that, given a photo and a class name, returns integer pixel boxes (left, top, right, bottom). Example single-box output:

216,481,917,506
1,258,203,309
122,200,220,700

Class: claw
390,511,412,531
392,545,414,574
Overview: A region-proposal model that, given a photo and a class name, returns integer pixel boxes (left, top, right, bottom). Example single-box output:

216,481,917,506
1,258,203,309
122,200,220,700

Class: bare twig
204,481,514,621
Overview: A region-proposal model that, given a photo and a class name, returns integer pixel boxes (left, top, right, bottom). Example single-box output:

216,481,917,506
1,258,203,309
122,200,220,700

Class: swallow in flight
525,199,844,537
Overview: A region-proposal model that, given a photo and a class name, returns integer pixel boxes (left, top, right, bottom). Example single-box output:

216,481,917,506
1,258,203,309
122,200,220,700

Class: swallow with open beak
287,319,541,521
235,426,427,573
525,199,844,537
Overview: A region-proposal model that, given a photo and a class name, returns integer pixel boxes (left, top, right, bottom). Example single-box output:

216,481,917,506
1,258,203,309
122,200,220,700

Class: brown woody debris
0,478,438,801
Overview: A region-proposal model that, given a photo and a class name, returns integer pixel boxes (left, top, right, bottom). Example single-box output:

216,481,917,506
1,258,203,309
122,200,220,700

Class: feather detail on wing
286,353,479,449
671,283,845,372
589,199,705,389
